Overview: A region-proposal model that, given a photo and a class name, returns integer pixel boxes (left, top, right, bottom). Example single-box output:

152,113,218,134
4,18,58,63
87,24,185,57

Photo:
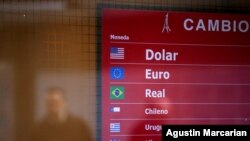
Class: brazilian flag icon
110,86,124,99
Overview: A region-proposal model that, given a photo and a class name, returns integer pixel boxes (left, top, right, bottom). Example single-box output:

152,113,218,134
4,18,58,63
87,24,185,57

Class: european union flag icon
110,67,124,80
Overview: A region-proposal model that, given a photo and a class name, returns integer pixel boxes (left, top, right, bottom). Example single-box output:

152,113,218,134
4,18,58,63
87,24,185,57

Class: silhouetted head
45,87,68,121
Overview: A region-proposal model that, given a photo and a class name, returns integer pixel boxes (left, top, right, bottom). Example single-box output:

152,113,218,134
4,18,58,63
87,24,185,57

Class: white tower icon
162,13,171,33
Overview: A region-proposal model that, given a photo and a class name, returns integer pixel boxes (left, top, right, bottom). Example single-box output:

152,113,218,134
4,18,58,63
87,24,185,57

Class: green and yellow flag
110,86,124,99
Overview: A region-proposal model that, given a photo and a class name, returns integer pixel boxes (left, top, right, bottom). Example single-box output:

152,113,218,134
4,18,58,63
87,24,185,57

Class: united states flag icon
110,47,124,59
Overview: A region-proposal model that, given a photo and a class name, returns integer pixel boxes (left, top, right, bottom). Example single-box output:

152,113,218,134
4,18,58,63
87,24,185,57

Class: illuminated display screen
101,9,250,141
1,1,250,141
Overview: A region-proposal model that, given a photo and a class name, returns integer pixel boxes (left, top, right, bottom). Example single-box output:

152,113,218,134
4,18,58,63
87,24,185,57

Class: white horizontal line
110,55,124,57
110,118,250,121
110,55,124,56
110,134,161,137
110,102,250,105
110,82,250,86
110,62,250,67
110,41,250,48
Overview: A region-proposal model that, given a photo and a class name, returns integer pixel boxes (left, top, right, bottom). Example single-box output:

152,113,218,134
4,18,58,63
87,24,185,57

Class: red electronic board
102,8,250,141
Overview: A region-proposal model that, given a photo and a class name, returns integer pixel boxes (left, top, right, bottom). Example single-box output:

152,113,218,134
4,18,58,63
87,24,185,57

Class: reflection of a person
31,87,93,141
